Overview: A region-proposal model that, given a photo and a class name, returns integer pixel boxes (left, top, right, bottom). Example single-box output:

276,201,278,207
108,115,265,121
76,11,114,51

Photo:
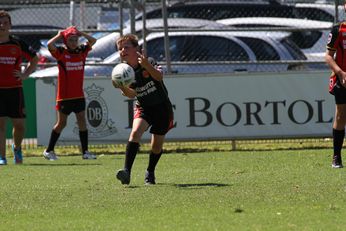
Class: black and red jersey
129,59,170,108
327,22,346,71
49,44,91,101
0,35,37,88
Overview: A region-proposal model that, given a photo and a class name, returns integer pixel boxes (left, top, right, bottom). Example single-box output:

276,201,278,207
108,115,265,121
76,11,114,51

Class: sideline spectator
325,0,346,168
42,26,97,161
0,10,38,165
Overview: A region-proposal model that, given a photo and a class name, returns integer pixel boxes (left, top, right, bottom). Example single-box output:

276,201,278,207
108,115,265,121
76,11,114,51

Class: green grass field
1,149,346,231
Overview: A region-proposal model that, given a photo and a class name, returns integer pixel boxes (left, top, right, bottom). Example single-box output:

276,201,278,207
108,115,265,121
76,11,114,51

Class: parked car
11,24,62,51
216,17,332,61
36,18,226,67
135,1,336,22
31,31,315,78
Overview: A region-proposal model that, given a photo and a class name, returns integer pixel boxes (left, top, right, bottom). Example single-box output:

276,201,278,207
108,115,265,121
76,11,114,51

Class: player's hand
339,72,346,88
112,80,120,88
137,49,150,69
13,70,28,81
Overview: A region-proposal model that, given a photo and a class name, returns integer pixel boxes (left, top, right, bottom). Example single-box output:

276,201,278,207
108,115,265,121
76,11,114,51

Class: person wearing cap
326,0,346,169
42,26,97,160
114,34,174,185
0,10,38,165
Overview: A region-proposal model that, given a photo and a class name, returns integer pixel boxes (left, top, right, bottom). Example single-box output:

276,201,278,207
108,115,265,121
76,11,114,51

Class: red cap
61,26,79,45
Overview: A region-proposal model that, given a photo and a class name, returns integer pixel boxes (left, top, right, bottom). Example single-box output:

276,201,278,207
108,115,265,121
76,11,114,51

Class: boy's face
0,16,11,35
66,35,79,50
117,40,138,63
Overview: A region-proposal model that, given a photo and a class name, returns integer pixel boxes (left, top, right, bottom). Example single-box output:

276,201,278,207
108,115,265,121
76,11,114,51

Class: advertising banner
36,71,334,145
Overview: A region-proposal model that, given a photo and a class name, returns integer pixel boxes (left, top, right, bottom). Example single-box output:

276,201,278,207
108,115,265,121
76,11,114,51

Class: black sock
124,141,140,173
333,129,345,156
79,130,88,154
147,150,162,172
46,130,60,152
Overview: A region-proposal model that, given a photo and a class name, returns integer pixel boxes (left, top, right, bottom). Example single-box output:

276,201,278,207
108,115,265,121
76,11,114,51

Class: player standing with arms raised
114,34,174,185
42,26,97,160
0,10,38,165
326,0,346,168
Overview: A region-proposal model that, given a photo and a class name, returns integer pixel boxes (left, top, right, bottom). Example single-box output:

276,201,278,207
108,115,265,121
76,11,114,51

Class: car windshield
237,37,280,61
280,37,307,60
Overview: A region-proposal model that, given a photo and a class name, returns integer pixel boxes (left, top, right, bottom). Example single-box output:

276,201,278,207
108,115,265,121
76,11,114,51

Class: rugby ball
111,63,135,87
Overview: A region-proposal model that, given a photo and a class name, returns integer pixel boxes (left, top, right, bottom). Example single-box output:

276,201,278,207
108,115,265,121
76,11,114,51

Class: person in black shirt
113,34,173,185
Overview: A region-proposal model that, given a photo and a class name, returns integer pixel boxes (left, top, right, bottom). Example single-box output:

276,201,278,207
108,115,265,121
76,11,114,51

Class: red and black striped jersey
327,22,346,71
0,35,37,88
49,44,91,101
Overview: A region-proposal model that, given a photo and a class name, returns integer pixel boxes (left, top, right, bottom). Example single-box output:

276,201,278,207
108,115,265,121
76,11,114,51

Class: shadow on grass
25,163,102,167
172,183,230,188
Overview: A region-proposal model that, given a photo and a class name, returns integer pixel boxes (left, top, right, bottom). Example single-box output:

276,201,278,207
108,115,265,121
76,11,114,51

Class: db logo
77,83,118,137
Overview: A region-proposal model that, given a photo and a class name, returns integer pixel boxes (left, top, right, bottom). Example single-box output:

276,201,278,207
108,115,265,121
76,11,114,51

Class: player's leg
8,88,27,164
116,117,148,185
144,102,173,184
11,118,25,147
145,134,165,185
11,118,25,164
43,111,68,160
332,104,346,168
75,110,95,159
0,117,7,164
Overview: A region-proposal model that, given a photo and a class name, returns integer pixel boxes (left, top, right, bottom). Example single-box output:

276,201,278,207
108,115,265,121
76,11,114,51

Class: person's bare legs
332,104,346,168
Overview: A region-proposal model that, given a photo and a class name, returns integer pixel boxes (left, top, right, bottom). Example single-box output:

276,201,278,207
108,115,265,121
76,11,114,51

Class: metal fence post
69,0,75,26
162,0,171,74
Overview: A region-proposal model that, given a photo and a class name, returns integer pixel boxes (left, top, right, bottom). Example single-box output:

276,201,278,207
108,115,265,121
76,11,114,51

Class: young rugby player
0,10,38,165
326,0,346,168
42,26,97,160
114,34,174,185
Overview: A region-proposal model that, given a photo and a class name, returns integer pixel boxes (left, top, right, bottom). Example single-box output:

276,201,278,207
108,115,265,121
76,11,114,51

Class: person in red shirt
326,0,346,168
42,26,97,160
0,10,38,165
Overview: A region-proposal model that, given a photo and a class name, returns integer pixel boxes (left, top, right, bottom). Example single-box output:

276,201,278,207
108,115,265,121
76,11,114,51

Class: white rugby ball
111,63,135,87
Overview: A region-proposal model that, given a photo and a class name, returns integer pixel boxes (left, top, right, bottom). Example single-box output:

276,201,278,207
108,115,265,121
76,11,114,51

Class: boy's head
116,34,139,48
61,26,79,49
0,10,11,24
116,34,139,63
0,10,11,34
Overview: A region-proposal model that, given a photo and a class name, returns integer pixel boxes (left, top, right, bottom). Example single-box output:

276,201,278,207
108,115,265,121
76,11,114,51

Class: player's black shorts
134,101,174,135
56,98,86,115
333,84,346,104
0,87,26,118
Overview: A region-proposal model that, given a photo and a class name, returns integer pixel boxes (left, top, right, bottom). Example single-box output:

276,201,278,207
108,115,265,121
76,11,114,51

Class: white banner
36,70,334,145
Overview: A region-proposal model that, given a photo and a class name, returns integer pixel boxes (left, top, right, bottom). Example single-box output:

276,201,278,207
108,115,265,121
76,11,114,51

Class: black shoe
332,155,343,168
116,169,131,185
145,171,156,185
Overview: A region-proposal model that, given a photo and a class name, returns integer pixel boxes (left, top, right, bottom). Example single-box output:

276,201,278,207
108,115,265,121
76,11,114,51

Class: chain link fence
3,0,344,74
1,0,341,151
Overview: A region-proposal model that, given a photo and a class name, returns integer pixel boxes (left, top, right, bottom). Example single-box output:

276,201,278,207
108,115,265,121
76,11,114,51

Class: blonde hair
116,34,139,48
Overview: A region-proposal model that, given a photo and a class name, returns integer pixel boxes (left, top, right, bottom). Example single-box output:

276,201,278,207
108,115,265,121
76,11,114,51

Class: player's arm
23,55,39,78
47,30,63,52
115,85,137,98
137,51,163,81
79,30,97,47
13,55,39,80
326,49,346,87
